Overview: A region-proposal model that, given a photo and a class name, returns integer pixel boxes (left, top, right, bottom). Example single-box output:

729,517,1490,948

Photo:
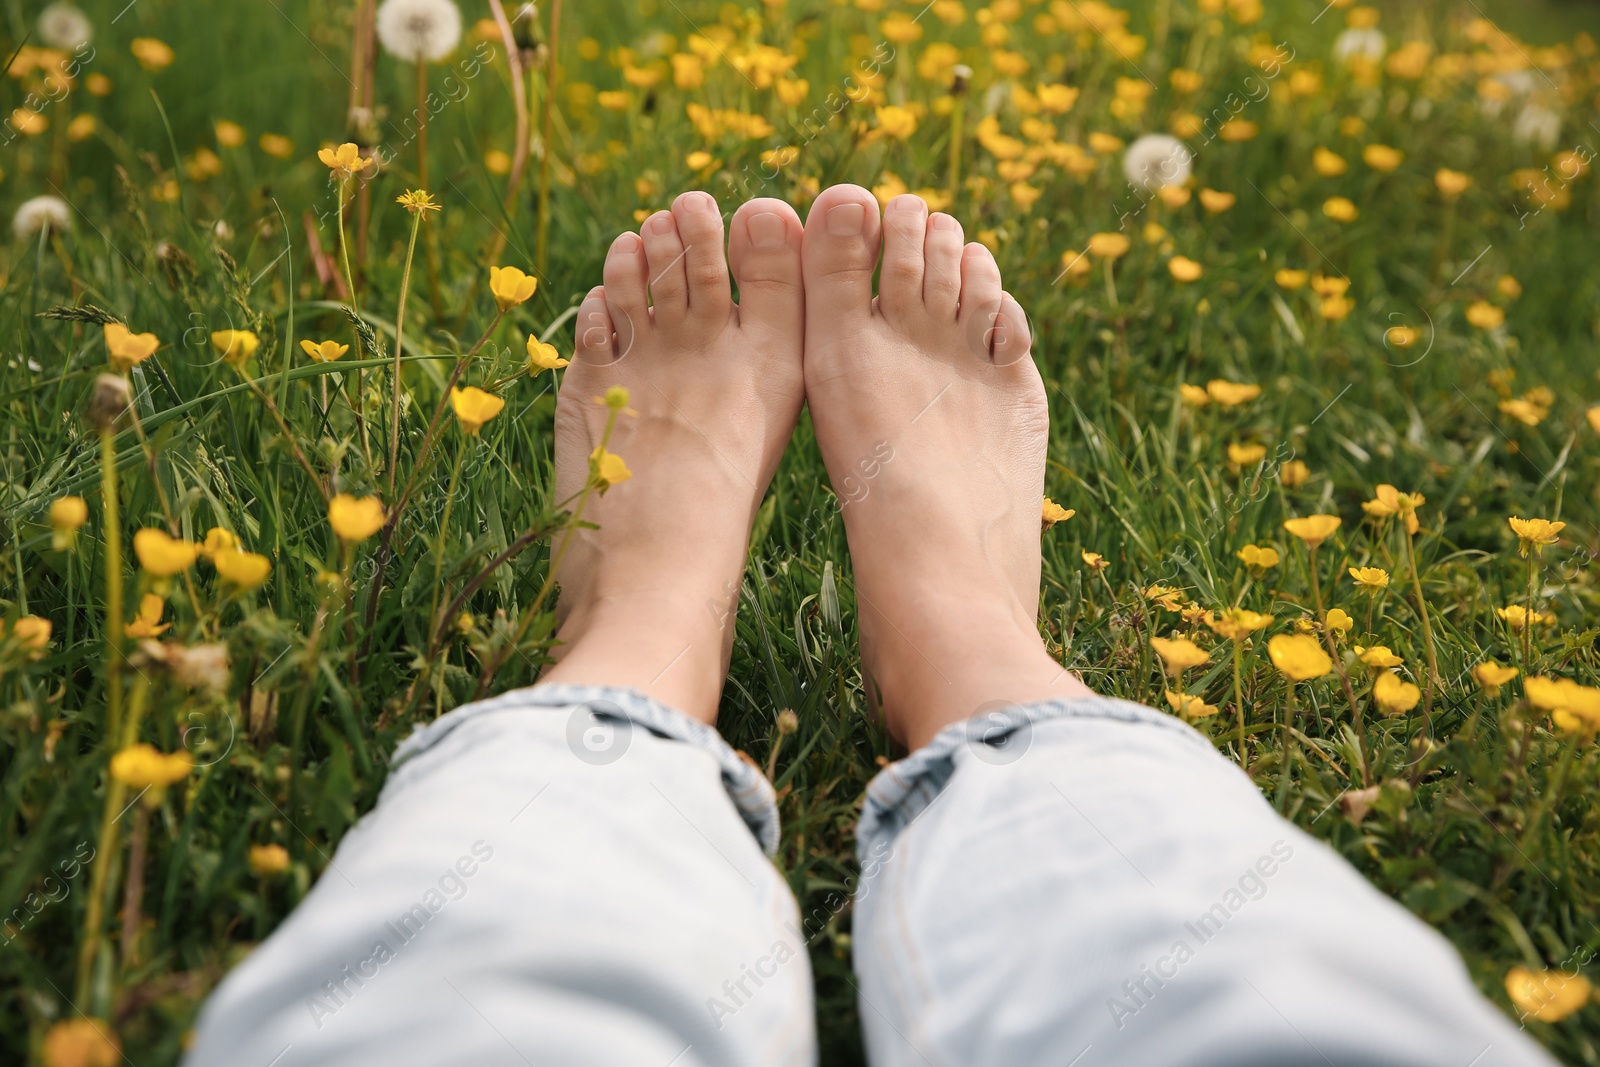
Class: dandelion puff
1333,28,1385,64
12,195,71,240
37,2,92,50
376,0,462,63
1512,103,1560,150
1122,134,1191,190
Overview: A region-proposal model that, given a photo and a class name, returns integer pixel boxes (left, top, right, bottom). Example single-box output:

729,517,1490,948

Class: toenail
684,191,716,210
649,213,676,235
827,203,866,237
747,212,786,249
614,232,641,252
930,214,960,232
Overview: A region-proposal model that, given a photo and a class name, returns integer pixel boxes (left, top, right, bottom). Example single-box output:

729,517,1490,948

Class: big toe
728,198,804,344
802,184,881,321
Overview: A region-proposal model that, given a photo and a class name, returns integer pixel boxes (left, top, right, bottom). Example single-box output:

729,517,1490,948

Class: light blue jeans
187,685,1554,1066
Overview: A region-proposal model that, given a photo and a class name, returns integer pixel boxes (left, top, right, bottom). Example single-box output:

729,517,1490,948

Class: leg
187,192,816,1066
799,186,1556,1067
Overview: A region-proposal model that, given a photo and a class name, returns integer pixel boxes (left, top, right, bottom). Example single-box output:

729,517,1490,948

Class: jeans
186,684,1555,1067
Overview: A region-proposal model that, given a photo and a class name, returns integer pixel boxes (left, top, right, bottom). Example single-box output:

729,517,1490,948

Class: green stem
390,208,424,495
1309,544,1370,785
427,436,467,631
1403,529,1439,717
99,430,122,743
1233,639,1247,771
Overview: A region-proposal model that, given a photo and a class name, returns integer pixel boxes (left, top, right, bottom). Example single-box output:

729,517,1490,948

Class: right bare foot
800,186,1092,749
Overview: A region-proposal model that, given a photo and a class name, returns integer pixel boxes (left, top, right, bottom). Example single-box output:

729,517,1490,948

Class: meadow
3,0,1600,1061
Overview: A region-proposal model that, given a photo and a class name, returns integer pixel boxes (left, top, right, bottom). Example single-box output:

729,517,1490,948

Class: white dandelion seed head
1512,103,1561,150
376,0,462,64
37,3,92,51
12,195,72,240
1333,28,1386,64
1122,134,1192,190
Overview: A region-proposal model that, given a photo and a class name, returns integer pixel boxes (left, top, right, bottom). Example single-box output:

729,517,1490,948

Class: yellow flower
1505,966,1593,1023
527,336,571,374
1283,514,1341,548
104,323,160,373
450,386,506,435
1207,607,1273,641
1088,232,1130,259
1236,544,1280,571
1362,484,1425,534
201,527,238,558
249,843,291,877
1081,550,1108,570
130,37,175,71
1356,645,1403,668
1588,405,1600,435
215,120,246,148
1498,397,1547,427
318,142,372,178
110,743,192,789
603,386,631,411
484,149,511,175
1311,273,1350,298
1361,144,1403,172
1178,383,1209,408
299,339,349,362
1197,189,1236,213
1325,608,1353,636
590,447,632,492
874,105,918,140
1145,584,1186,612
1373,672,1422,714
1274,268,1309,290
258,133,294,159
1267,633,1333,681
490,265,538,312
1151,636,1210,675
1165,690,1219,720
396,189,441,215
1227,442,1266,467
1217,119,1257,142
210,330,260,365
1386,325,1419,348
125,593,169,638
685,150,716,170
1042,497,1076,529
1205,379,1260,406
1497,605,1555,632
1466,301,1504,330
1472,662,1518,690
1311,147,1347,176
49,495,88,551
1279,459,1310,489
41,1018,121,1067
328,494,386,542
8,615,52,658
133,529,199,577
1508,516,1564,556
1435,168,1471,198
1036,83,1079,112
1168,255,1203,282
1349,566,1390,589
1323,197,1359,222
214,548,272,589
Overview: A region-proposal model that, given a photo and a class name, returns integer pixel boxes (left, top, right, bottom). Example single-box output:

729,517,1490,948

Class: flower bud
87,372,131,431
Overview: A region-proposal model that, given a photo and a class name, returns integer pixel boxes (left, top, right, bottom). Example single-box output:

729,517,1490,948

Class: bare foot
539,191,806,724
800,186,1092,749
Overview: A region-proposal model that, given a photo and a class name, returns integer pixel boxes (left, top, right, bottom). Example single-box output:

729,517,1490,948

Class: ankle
865,604,1092,749
541,594,732,724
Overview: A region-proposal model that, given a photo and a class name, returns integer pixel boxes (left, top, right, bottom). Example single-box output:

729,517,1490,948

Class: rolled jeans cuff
391,682,782,855
857,696,1208,865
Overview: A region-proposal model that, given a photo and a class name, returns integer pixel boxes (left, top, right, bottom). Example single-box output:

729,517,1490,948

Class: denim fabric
185,684,814,1067
852,697,1556,1067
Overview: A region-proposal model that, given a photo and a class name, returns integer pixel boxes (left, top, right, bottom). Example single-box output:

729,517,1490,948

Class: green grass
4,0,1600,1061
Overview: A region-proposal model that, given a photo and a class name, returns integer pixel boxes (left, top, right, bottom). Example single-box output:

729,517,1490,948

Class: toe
574,285,619,365
957,240,1003,324
802,183,881,319
923,213,964,313
600,231,648,357
640,209,690,323
728,198,804,342
671,190,733,322
878,195,928,321
989,291,1034,368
